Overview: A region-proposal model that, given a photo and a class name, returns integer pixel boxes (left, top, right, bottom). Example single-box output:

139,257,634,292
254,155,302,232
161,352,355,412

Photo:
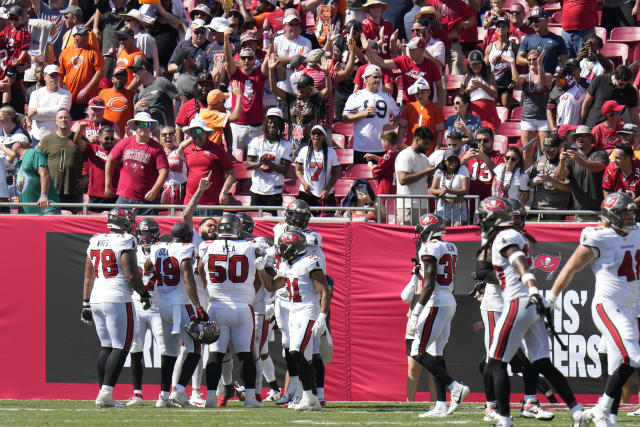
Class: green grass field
2,400,640,426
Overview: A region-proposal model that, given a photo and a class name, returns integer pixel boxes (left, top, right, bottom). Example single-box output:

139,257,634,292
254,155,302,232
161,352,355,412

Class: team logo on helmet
602,195,619,209
483,199,506,211
419,215,438,226
534,253,562,281
282,232,301,245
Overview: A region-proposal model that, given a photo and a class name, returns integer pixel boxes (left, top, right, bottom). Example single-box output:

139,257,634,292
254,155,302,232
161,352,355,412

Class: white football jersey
199,239,259,305
149,241,196,305
134,246,158,311
418,239,458,308
278,253,323,310
247,137,295,195
492,228,534,302
252,236,272,314
581,225,640,309
479,235,504,312
273,222,326,272
87,232,137,303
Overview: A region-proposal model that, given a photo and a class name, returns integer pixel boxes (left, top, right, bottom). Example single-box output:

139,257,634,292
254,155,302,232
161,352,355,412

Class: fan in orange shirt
98,68,134,136
113,28,145,88
397,77,445,154
59,5,101,54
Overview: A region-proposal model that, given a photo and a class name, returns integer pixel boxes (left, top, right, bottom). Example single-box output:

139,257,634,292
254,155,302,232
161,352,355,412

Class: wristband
82,301,90,307
522,273,536,285
40,194,48,198
413,302,425,316
546,292,558,304
528,286,539,296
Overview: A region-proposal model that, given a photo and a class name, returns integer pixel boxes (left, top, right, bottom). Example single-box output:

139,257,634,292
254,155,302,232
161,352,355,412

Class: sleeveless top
521,72,550,121
488,41,514,89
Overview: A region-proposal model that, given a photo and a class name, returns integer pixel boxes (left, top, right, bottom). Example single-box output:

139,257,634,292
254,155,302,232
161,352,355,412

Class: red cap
601,100,625,116
557,124,577,138
88,96,105,108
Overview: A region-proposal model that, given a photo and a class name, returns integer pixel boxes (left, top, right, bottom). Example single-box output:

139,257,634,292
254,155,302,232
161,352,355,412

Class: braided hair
475,226,538,258
306,133,329,183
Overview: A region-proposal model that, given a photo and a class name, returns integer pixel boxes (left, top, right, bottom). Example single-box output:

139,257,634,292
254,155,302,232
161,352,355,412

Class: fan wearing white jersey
125,218,165,407
477,197,586,427
549,192,640,426
198,213,264,409
144,222,208,408
257,229,332,411
407,214,470,418
81,208,151,408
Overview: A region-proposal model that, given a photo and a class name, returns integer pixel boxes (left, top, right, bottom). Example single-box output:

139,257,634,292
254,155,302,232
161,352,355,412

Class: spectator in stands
27,65,71,144
560,0,597,58
130,57,179,128
0,138,15,212
507,49,552,168
2,5,30,112
105,111,169,215
367,131,399,195
37,108,84,206
398,78,444,154
159,125,187,206
173,50,199,104
425,0,475,75
404,0,425,39
581,65,639,128
121,9,159,74
577,34,612,88
461,126,503,205
546,66,585,133
342,178,382,221
361,0,396,93
503,2,533,44
168,19,210,74
94,0,132,78
190,4,213,25
25,64,44,105
430,148,470,226
60,6,100,53
0,106,29,145
615,123,640,160
73,97,120,143
463,50,500,130
71,123,119,206
516,8,567,74
395,126,435,225
12,133,59,214
98,68,134,139
416,20,445,74
482,0,507,33
147,1,186,67
444,92,482,145
224,26,270,153
429,129,469,165
603,144,640,203
332,21,366,122
263,0,315,34
415,7,449,60
177,116,235,215
601,0,638,36
199,87,234,154
491,146,529,202
592,100,626,151
113,28,145,88
273,10,312,92
58,25,105,120
485,17,516,109
529,135,570,219
175,72,215,142
198,17,229,84
342,64,400,164
268,62,331,154
246,107,294,210
556,125,608,220
295,124,341,214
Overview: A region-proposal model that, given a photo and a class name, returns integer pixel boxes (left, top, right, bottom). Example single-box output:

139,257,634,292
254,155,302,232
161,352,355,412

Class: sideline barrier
0,217,608,402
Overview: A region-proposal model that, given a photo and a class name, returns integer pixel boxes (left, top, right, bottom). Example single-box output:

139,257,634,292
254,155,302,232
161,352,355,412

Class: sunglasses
117,37,127,42
509,10,523,15
529,18,539,23
161,132,175,137
445,157,460,162
286,21,300,27
102,136,115,141
476,138,491,143
240,56,255,61
189,128,204,135
505,156,519,162
607,111,622,116
9,16,19,21
137,122,153,128
311,131,324,137
193,29,206,35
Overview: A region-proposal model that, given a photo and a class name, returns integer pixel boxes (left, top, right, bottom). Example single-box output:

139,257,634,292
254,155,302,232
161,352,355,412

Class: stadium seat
509,106,522,121
443,105,455,118
601,42,629,66
497,121,521,144
332,133,346,149
333,178,355,198
595,27,606,42
549,11,562,25
543,2,561,12
232,149,244,162
496,106,509,123
343,163,373,179
233,163,253,180
493,135,508,154
446,74,465,93
608,27,640,62
336,148,354,165
332,122,354,147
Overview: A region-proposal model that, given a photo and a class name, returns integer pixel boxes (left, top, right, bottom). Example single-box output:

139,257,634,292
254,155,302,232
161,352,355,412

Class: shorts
410,304,456,357
289,304,320,361
130,306,165,354
230,123,263,153
435,199,468,224
158,303,199,356
520,119,550,131
208,303,255,353
91,301,135,351
592,300,640,373
406,338,414,357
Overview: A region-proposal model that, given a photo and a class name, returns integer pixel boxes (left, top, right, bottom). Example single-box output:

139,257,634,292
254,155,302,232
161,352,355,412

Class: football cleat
294,393,321,411
234,381,246,401
586,406,611,427
125,394,144,406
627,408,640,416
95,389,124,408
418,405,448,418
484,404,499,422
243,394,265,408
216,394,228,407
520,399,554,420
190,390,205,407
264,389,281,402
447,383,470,415
572,409,592,427
275,391,293,405
169,390,192,407
156,393,180,408
493,417,513,427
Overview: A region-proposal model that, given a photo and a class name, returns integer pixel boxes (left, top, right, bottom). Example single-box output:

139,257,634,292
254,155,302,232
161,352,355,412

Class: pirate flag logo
534,253,561,281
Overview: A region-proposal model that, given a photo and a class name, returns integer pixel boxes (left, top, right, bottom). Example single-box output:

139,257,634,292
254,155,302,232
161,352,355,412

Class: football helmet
285,199,311,230
601,192,637,233
236,212,254,239
107,207,136,233
217,213,242,239
476,197,513,233
185,320,220,344
508,198,527,229
136,218,160,247
277,230,308,264
415,214,446,242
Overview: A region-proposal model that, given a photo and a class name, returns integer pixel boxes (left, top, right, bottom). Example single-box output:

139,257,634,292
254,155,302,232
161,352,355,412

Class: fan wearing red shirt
104,112,169,214
561,0,598,58
602,144,640,203
177,116,235,214
175,72,213,142
365,37,445,106
1,5,31,76
592,100,625,151
461,127,504,203
425,0,475,75
361,0,396,90
365,132,399,195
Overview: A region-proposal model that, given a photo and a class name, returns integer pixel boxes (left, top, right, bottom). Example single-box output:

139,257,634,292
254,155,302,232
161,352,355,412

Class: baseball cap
207,17,229,33
240,31,258,44
88,97,105,108
43,64,59,75
407,77,430,95
443,148,458,160
468,50,483,65
60,5,82,17
190,4,212,20
196,71,214,83
617,123,639,135
8,5,24,17
72,24,90,35
553,65,565,77
542,135,560,151
406,37,426,50
266,107,284,119
602,100,625,116
114,28,134,38
207,89,229,105
310,124,327,138
128,57,153,71
573,125,593,135
191,18,206,29
529,8,548,19
9,133,30,146
447,130,464,140
557,124,577,139
283,11,300,24
113,67,128,76
495,17,509,27
362,64,382,78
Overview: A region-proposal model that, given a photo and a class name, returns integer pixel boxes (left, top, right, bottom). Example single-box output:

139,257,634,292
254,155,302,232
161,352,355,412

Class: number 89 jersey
199,239,259,305
278,254,323,310
581,225,640,309
87,233,137,303
149,241,196,305
492,228,533,302
418,239,458,308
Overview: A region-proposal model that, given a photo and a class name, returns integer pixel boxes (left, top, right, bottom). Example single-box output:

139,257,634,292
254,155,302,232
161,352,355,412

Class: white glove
276,285,290,300
254,256,267,270
408,312,419,334
265,303,275,320
546,292,560,310
312,312,327,336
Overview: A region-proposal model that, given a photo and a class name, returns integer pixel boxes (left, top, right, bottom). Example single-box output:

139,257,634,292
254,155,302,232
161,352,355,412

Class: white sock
599,394,614,411
133,389,142,395
486,401,496,408
172,347,187,389
175,384,185,394
262,356,276,382
191,352,203,389
255,358,263,396
302,390,314,399
245,388,255,399
524,394,536,403
448,380,461,391
570,404,583,417
317,387,324,400
161,390,170,400
191,388,200,397
435,401,447,409
609,414,617,424
101,385,113,392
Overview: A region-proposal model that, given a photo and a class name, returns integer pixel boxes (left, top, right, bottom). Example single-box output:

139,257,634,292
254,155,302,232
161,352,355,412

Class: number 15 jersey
199,239,259,305
87,232,136,304
418,239,458,308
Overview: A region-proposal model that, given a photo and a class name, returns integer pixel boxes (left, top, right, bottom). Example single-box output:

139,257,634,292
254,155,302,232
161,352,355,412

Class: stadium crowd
0,0,638,223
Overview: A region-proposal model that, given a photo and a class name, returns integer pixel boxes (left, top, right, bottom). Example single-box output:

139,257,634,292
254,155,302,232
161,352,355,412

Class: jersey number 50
207,254,249,283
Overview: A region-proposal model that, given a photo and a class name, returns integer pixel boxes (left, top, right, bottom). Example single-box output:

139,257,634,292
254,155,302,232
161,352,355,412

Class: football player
81,208,151,407
549,192,640,426
477,197,586,427
126,218,165,406
145,222,208,407
257,230,332,411
407,214,470,418
198,213,264,408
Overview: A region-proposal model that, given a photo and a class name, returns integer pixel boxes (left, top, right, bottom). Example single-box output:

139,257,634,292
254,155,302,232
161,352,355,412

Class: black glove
468,281,486,297
80,301,93,325
526,293,546,317
140,291,152,310
197,306,209,321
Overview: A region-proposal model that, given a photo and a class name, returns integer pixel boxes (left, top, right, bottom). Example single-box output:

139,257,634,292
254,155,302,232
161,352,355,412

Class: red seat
332,133,346,149
335,148,354,165
550,10,562,25
496,106,509,123
509,106,522,121
333,178,355,198
497,121,521,144
601,42,629,66
442,105,456,118
594,27,606,42
493,135,508,154
343,163,373,179
512,90,522,103
608,27,640,62
446,74,465,92
543,2,561,12
233,163,253,180
332,122,354,138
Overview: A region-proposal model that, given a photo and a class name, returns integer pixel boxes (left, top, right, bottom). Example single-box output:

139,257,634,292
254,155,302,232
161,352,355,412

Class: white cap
43,64,59,75
266,107,284,119
283,11,300,24
310,124,327,138
362,64,382,78
10,133,30,145
0,7,9,19
191,18,206,29
183,114,213,133
407,77,430,95
207,17,229,33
